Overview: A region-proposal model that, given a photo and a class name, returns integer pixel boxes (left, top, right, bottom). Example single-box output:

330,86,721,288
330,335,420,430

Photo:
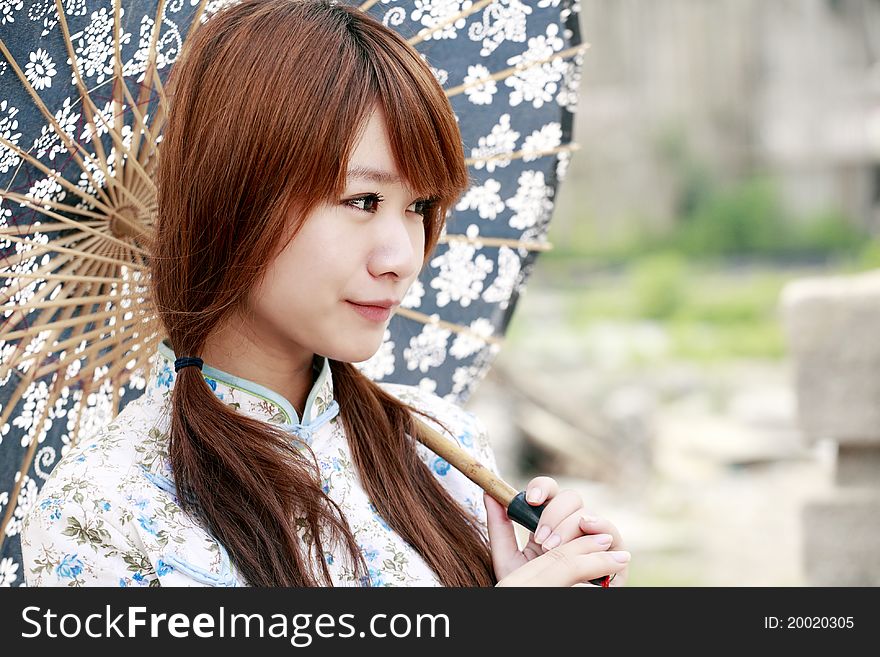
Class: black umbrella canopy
0,0,586,584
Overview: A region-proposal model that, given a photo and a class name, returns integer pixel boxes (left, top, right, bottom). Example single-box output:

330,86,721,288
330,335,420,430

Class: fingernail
526,487,542,503
611,551,631,563
595,534,613,546
534,525,551,543
542,534,561,550
580,515,597,524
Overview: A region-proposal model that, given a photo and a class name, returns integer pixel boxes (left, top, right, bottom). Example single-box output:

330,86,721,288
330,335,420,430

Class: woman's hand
484,476,630,586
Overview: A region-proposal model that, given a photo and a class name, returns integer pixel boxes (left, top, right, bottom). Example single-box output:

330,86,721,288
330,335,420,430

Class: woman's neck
200,318,317,420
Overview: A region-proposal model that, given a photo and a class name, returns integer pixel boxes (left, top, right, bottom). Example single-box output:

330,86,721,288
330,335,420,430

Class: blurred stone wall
782,270,880,585
559,0,880,241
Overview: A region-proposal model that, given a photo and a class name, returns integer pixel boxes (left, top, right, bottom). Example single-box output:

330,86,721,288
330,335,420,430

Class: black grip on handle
506,490,546,533
505,490,609,587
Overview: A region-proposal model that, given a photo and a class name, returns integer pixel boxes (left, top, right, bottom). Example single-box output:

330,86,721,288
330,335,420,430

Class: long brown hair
151,0,496,586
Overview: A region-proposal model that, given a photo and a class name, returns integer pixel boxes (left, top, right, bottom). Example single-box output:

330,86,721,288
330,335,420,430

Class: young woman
21,0,629,587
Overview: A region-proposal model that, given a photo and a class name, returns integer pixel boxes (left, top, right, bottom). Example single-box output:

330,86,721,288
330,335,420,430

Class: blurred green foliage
563,258,789,361
546,126,873,264
534,126,880,362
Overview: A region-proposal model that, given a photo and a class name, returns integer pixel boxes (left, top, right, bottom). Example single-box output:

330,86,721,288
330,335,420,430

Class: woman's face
244,104,428,364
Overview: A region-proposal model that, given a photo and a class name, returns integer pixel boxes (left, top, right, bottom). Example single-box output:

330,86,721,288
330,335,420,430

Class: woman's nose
367,215,423,281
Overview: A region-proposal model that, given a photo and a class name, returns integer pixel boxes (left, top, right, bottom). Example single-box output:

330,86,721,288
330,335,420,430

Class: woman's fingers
524,476,559,505
539,510,610,552
578,515,625,551
484,492,524,579
495,534,631,587
531,489,583,546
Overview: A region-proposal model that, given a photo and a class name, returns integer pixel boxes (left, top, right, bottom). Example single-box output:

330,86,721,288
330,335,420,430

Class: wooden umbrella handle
413,417,611,587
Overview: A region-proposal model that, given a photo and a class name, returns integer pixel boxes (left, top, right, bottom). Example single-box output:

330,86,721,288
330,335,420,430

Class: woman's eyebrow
346,166,403,185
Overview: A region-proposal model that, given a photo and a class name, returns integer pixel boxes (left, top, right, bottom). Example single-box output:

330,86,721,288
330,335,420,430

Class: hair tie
174,356,204,372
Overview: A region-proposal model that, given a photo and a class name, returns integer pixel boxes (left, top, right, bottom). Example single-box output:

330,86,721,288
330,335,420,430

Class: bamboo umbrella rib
1,308,132,342
101,328,162,387
53,0,151,214
3,271,123,284
0,39,114,210
135,70,166,171
394,306,504,346
0,192,112,224
112,0,125,164
1,238,99,313
101,0,160,202
4,194,151,255
0,231,100,274
0,221,107,235
150,65,169,133
1,239,109,386
71,72,155,212
41,306,152,358
358,0,381,11
0,135,117,217
116,77,159,197
465,142,582,167
122,165,156,214
31,241,121,379
51,0,118,208
105,237,130,357
1,233,141,270
33,313,149,381
438,234,553,252
77,74,128,207
0,233,108,308
131,0,199,143
407,0,495,47
0,238,110,385
87,241,121,357
9,291,151,315
127,231,151,273
445,44,590,99
99,72,158,199
66,327,153,385
127,0,168,187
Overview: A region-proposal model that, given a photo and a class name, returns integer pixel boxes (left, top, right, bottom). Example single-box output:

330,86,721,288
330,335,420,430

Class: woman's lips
346,301,392,322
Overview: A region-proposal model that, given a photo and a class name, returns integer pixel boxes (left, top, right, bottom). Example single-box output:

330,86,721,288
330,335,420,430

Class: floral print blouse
20,339,500,587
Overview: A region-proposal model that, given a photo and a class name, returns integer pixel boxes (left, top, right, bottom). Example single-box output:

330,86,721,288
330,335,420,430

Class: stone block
836,445,880,488
781,270,880,445
802,490,880,586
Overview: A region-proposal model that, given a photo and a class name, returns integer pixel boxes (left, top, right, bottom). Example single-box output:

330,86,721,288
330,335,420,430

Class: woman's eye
347,194,382,213
408,199,430,216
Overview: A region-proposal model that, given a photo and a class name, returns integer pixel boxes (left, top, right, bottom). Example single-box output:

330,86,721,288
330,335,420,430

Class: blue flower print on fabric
138,515,159,536
366,566,385,587
202,377,225,400
39,498,62,521
367,502,392,532
432,457,450,476
157,363,174,389
458,429,474,448
56,554,84,579
126,494,150,511
156,560,174,577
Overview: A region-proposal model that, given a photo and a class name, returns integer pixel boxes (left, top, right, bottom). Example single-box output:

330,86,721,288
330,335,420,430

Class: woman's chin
329,338,386,365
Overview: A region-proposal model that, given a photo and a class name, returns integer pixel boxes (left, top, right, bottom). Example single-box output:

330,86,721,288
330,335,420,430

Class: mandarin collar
148,338,337,431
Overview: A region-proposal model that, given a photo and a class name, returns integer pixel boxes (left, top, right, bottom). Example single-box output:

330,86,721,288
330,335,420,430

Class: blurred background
466,0,880,586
